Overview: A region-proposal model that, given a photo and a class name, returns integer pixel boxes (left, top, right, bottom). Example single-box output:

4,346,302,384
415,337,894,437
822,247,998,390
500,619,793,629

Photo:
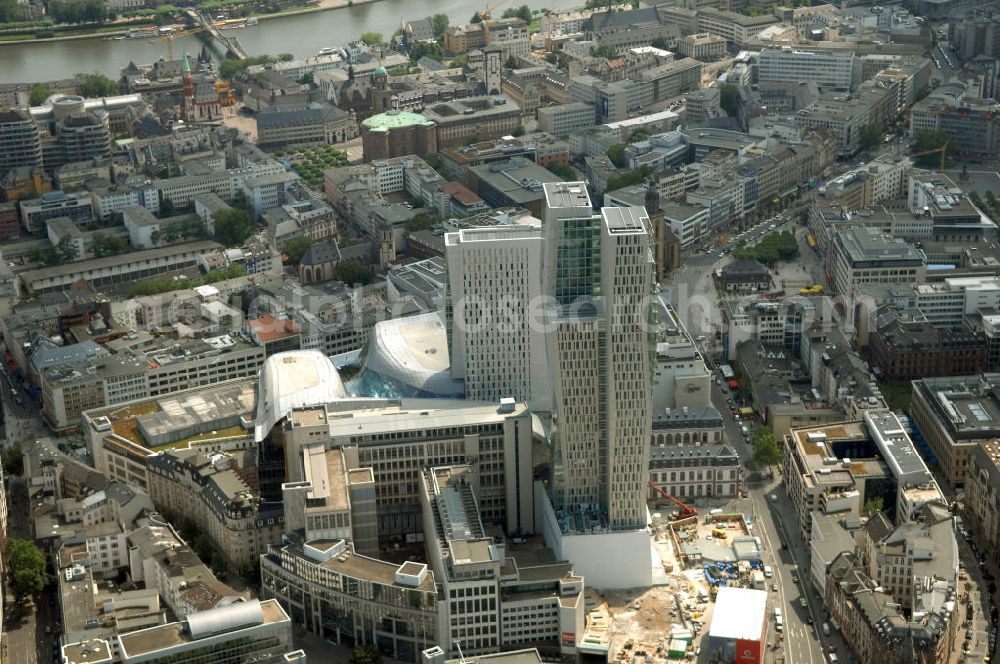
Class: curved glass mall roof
348,312,464,399
254,349,347,441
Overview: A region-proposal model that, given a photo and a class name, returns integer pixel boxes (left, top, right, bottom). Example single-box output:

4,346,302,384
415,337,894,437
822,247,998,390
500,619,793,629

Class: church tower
484,45,502,95
181,52,194,121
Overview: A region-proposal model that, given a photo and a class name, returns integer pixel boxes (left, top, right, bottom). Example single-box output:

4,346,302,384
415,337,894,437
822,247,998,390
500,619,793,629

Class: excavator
647,481,698,521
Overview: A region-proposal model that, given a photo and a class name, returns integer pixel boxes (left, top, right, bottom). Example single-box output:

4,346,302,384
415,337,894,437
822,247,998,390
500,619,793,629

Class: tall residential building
542,182,655,531
0,109,42,173
444,223,550,408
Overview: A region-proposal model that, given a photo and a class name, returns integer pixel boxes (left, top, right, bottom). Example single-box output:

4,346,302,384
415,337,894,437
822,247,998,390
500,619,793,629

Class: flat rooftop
835,227,924,264
325,399,528,439
445,650,544,664
865,410,930,482
543,181,592,209
915,375,1000,437
303,447,349,511
790,421,889,486
88,379,257,451
62,640,112,664
602,206,647,234
117,599,287,658
291,406,327,428
319,546,436,591
709,587,767,640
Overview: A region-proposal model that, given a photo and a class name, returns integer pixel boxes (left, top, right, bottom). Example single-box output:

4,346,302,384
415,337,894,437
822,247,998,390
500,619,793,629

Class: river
0,0,580,83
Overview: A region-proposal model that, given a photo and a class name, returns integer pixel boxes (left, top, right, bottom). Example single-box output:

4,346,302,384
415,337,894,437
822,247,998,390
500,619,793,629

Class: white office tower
538,182,658,588
444,223,551,409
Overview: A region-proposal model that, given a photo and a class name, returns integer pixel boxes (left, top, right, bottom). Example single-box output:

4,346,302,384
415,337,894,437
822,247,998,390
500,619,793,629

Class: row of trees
76,72,120,98
606,165,653,191
750,429,781,468
970,191,1000,223
29,236,78,266
733,230,798,265
219,53,293,80
857,122,886,152
912,128,951,167
49,0,114,24
500,4,532,22
128,263,245,296
547,162,577,181
28,72,119,106
7,540,46,603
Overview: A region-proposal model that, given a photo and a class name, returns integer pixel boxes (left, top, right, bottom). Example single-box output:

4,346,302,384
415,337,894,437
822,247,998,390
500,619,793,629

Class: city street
706,378,833,664
2,477,55,664
662,224,842,662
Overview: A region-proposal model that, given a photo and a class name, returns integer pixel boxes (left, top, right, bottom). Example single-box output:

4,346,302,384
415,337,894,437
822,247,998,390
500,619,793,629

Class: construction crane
910,140,949,172
158,25,208,63
159,26,236,108
647,481,698,521
478,0,512,22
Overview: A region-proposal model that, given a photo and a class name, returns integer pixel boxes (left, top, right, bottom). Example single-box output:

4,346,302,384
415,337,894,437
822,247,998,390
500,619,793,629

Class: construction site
571,488,772,663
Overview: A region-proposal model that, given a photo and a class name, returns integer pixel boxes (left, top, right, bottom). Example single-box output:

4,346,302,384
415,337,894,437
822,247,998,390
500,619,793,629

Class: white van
764,565,773,578
822,622,831,636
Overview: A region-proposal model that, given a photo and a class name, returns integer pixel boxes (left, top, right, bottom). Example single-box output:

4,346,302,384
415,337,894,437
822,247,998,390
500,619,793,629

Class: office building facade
542,182,656,531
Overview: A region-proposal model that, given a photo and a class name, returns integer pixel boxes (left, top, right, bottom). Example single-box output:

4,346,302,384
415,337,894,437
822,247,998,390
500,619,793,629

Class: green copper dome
361,109,435,132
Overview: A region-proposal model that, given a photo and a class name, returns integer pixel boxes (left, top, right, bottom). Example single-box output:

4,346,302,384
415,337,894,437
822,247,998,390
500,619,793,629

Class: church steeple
644,176,660,213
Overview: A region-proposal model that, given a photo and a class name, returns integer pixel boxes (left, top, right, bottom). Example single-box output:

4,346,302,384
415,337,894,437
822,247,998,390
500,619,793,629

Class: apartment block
261,538,439,661
255,103,358,151
147,448,283,566
20,240,221,294
911,374,1000,488
964,441,1000,564
421,95,521,148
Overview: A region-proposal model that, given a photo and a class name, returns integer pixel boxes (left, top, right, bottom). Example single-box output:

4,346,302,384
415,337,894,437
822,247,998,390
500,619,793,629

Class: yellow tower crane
158,25,208,63
910,141,949,172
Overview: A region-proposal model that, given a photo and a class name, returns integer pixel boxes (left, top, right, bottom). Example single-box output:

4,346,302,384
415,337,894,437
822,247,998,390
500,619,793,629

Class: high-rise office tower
542,182,655,532
0,109,42,173
444,223,551,409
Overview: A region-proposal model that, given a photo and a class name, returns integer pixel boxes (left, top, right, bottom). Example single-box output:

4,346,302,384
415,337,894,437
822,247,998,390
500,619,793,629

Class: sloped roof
254,350,347,441
300,238,341,266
